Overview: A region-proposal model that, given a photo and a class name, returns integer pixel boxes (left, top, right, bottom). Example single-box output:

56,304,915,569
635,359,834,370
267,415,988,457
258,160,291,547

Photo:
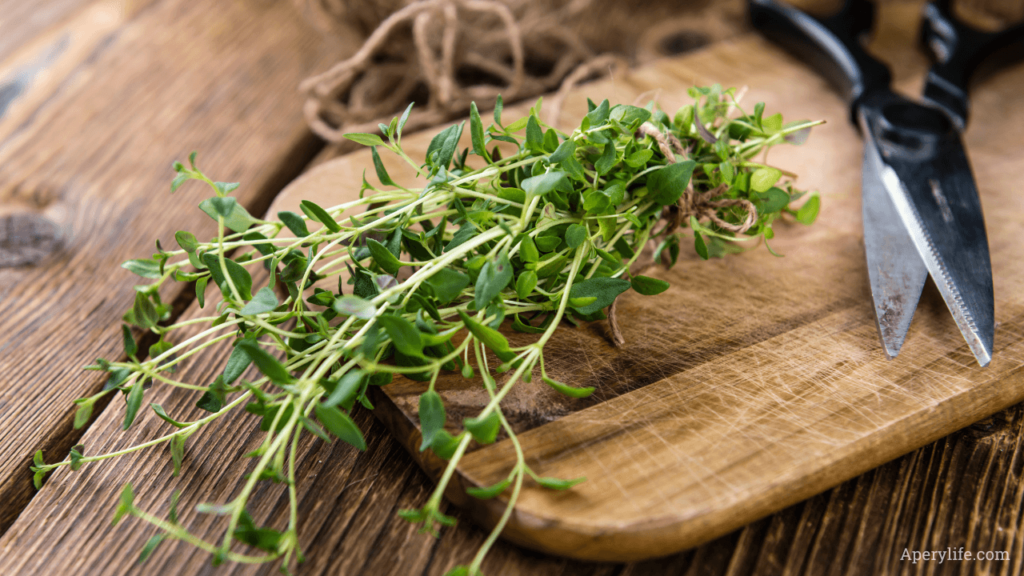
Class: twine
637,122,757,235
296,0,608,142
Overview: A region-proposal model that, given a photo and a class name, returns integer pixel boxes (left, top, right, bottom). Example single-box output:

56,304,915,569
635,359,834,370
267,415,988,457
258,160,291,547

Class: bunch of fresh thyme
32,85,820,575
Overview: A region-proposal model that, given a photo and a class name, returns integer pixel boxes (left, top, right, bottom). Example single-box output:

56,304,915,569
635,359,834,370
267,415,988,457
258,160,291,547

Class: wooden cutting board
270,37,1024,562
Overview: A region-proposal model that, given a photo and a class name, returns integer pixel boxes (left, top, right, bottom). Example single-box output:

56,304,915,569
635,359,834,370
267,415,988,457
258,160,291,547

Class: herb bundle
33,85,820,574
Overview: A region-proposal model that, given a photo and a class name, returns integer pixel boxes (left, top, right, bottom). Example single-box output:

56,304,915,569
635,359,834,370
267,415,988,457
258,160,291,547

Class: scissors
750,0,1024,367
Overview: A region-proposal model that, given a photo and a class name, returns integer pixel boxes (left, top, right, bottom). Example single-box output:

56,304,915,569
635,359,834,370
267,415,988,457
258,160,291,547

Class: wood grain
263,33,1024,562
4,3,1024,576
0,0,353,532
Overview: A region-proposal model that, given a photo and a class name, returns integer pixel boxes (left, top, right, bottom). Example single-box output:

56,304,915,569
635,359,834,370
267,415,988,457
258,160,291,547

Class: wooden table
1,1,1022,575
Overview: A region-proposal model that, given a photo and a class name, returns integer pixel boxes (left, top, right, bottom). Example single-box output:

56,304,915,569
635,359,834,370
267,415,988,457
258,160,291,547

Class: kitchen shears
750,0,1024,366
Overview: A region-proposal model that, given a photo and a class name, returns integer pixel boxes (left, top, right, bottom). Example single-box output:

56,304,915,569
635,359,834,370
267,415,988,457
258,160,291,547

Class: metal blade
860,111,928,359
861,104,995,366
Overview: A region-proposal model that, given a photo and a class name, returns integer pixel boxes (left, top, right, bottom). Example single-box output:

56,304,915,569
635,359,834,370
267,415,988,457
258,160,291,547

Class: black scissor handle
748,0,892,124
921,0,1024,130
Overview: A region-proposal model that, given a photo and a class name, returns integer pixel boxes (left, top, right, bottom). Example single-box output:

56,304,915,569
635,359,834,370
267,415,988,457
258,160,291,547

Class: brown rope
296,0,607,143
637,123,757,235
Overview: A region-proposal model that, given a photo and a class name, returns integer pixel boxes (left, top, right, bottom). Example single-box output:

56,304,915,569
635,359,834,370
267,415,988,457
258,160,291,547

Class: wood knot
0,212,62,268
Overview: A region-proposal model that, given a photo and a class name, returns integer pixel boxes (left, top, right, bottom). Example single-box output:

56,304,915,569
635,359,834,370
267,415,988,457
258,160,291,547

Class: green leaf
196,376,227,413
122,380,144,430
512,314,545,334
427,430,461,460
526,115,543,151
518,237,539,263
796,194,820,224
549,139,576,164
397,102,414,140
624,149,653,168
138,534,164,563
504,115,529,133
750,167,782,193
464,411,500,445
610,104,652,126
568,296,597,308
323,370,365,409
469,102,491,163
170,172,188,193
474,250,513,309
694,232,709,260
209,196,238,218
315,404,367,450
647,160,696,206
535,475,586,490
762,112,783,132
425,122,464,170
756,186,791,214
170,432,186,476
631,275,670,295
151,404,188,428
278,211,310,237
214,182,239,196
233,510,283,552
201,253,253,301
542,375,594,398
131,291,159,329
239,286,278,315
585,98,610,126
377,315,424,358
168,491,180,524
367,238,401,275
195,276,208,308
122,324,137,357
111,483,135,526
466,477,511,499
174,230,199,253
224,342,252,384
493,95,504,126
445,224,476,252
236,339,293,384
515,270,537,299
520,171,567,198
69,444,85,471
565,224,587,249
199,197,257,233
418,390,446,451
333,295,377,319
149,338,174,362
458,310,515,362
594,141,617,175
568,277,631,315
342,132,387,147
300,200,342,233
301,415,331,442
371,146,397,187
121,259,162,279
425,268,470,304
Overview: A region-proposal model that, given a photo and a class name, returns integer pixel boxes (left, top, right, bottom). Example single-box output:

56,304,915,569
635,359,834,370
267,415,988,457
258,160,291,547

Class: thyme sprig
33,84,821,575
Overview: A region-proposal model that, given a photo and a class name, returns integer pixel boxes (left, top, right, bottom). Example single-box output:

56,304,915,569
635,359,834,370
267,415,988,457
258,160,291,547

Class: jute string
296,0,620,142
635,122,757,236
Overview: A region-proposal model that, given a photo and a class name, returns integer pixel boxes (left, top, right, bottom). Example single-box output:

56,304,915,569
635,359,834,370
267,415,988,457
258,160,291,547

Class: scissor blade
862,106,995,366
860,122,928,359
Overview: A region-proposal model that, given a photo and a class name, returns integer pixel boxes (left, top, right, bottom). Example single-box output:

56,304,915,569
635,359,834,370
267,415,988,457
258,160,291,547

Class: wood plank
0,0,354,532
255,32,1024,562
0,0,93,63
5,6,1024,576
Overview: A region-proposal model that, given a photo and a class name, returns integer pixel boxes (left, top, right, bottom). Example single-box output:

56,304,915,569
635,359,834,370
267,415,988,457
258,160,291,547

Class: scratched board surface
271,37,1024,561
